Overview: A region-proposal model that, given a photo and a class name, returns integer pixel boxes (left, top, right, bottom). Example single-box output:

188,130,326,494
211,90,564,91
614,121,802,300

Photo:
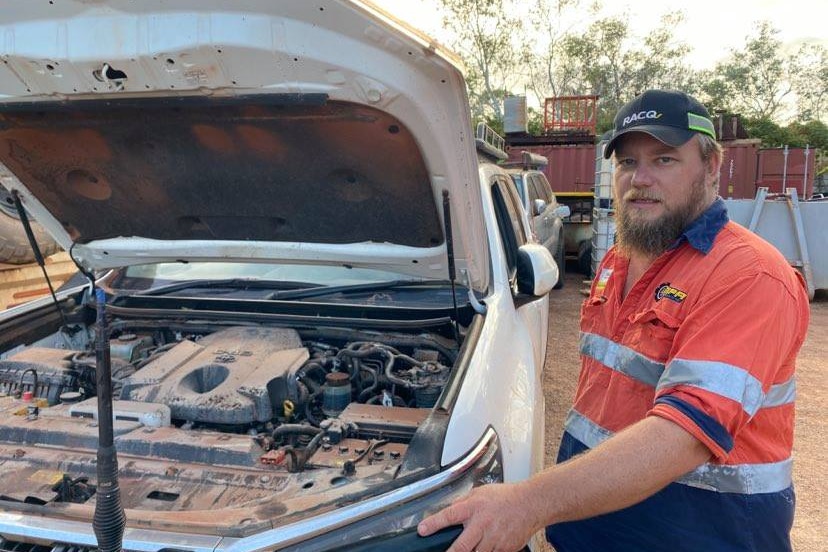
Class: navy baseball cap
603,90,716,159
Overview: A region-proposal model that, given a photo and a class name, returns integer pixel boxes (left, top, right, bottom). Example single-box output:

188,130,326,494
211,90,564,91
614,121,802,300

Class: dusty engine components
0,348,82,405
119,327,309,425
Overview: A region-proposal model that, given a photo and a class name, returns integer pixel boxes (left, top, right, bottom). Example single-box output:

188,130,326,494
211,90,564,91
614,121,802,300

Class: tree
550,13,693,132
510,0,694,132
440,0,524,122
790,42,828,123
701,23,794,121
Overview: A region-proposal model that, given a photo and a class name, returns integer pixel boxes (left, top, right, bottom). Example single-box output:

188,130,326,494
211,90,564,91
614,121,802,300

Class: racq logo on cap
622,110,663,127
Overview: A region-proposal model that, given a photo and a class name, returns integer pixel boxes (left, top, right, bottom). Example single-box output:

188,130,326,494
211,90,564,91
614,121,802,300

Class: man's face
612,132,718,257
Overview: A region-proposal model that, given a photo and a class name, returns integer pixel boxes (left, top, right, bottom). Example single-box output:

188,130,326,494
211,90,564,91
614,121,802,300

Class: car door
491,175,549,371
535,173,564,256
527,174,553,253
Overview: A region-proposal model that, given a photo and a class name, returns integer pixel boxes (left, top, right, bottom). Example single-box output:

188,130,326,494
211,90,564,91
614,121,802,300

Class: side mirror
532,199,547,216
553,205,571,219
515,243,559,296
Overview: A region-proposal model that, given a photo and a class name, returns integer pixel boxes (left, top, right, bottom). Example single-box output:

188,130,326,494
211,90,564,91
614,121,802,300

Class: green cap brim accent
688,112,716,139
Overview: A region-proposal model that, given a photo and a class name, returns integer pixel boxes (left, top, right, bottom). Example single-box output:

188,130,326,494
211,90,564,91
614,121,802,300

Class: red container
719,140,760,199
757,147,817,197
505,143,597,194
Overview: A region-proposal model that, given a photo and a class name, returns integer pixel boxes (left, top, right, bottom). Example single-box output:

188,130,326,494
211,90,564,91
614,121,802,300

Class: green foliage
743,118,827,149
790,43,828,122
527,107,545,135
699,23,828,124
440,1,825,135
742,118,796,147
441,0,524,121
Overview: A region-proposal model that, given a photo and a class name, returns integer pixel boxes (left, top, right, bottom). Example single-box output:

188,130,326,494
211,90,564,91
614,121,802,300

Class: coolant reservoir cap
325,372,350,387
59,391,84,404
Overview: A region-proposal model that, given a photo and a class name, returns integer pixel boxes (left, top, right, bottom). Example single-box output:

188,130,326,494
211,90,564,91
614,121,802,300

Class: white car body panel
441,164,548,480
0,0,489,291
0,2,554,550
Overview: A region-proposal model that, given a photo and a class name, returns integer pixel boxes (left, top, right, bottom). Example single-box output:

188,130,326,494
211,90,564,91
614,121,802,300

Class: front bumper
0,428,502,552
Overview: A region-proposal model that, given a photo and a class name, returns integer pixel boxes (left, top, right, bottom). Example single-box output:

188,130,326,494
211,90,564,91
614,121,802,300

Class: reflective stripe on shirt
657,358,765,416
763,377,797,408
563,409,793,494
581,334,796,412
580,332,664,387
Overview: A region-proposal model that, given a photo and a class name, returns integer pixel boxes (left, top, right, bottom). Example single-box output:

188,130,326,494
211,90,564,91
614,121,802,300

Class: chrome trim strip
0,515,220,552
564,411,792,494
657,358,765,416
0,428,496,552
580,332,664,387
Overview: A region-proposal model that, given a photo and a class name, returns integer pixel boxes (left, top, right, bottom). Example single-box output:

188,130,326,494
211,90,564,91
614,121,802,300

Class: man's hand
417,482,540,552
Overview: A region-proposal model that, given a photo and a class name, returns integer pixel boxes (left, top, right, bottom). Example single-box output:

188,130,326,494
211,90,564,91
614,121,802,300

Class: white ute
0,1,557,550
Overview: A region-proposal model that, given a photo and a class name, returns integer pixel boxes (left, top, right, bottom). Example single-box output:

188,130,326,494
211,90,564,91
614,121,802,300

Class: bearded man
418,89,810,552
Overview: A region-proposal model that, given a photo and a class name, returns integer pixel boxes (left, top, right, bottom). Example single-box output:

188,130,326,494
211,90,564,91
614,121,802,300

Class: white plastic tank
503,95,528,134
594,140,614,208
591,208,616,276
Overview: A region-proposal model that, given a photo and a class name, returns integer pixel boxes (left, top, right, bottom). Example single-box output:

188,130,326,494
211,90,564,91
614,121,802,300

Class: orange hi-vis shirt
547,200,809,551
570,199,809,492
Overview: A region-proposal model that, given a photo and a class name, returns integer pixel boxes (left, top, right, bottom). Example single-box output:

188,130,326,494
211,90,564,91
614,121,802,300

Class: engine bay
0,322,458,530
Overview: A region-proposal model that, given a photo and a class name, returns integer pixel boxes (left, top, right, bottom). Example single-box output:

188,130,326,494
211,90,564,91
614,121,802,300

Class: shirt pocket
626,307,683,364
580,296,607,335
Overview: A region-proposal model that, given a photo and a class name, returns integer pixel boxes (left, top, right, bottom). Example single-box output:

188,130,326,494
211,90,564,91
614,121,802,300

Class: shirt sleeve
648,271,807,461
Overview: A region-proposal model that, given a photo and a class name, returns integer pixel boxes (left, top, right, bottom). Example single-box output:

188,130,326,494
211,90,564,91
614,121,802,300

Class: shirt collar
669,197,729,254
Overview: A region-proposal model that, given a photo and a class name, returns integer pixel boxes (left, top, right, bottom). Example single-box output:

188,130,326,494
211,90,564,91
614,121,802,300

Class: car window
509,174,527,203
491,176,527,276
526,177,543,204
534,174,555,204
529,174,550,204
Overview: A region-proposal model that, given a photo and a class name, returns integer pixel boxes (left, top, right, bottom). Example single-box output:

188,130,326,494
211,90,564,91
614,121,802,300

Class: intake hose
91,288,126,552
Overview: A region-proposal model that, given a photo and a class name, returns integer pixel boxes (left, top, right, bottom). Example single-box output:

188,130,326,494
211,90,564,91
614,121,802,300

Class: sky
371,0,827,70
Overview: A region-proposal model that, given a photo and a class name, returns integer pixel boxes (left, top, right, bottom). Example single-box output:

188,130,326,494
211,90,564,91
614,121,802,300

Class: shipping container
756,147,817,197
505,143,596,195
719,139,760,199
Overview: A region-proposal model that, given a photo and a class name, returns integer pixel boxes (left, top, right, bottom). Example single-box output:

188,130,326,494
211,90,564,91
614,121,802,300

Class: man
418,89,810,552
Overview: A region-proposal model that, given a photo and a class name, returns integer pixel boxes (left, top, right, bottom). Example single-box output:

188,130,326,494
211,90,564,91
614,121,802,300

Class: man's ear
706,150,723,185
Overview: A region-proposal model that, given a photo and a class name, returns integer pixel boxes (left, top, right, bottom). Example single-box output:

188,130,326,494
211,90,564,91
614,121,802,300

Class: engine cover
120,327,308,425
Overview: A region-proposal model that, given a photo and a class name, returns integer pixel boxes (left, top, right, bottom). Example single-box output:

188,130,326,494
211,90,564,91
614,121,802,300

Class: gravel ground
541,271,827,551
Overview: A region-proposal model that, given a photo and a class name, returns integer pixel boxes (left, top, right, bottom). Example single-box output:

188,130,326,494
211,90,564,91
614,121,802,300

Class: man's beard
615,174,709,257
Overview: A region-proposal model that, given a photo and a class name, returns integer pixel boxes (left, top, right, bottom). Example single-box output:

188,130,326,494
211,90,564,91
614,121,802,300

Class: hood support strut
10,191,69,328
441,190,461,344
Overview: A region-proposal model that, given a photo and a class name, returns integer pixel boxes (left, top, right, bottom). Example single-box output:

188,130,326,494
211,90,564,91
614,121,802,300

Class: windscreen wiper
130,278,320,297
265,279,455,301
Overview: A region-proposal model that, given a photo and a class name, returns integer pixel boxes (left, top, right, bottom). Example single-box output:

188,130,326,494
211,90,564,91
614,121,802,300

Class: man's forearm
518,416,711,528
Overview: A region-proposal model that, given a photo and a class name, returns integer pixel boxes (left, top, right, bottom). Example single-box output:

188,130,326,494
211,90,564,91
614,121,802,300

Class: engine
0,325,454,474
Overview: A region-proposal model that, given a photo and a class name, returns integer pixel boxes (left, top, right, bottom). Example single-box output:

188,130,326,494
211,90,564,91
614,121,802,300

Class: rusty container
505,143,597,194
719,139,760,199
757,146,817,197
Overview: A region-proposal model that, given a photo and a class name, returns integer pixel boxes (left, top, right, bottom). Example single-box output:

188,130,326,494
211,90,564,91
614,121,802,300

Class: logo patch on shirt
655,283,687,303
595,268,613,293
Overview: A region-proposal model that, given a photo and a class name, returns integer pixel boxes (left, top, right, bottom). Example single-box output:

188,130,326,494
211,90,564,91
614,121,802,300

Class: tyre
577,240,592,277
553,234,565,289
0,198,61,264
